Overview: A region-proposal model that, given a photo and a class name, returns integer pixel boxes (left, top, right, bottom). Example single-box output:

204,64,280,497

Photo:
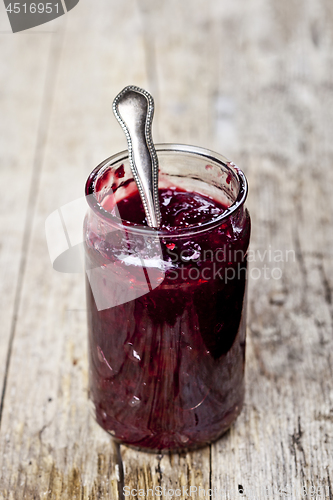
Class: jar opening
85,144,248,237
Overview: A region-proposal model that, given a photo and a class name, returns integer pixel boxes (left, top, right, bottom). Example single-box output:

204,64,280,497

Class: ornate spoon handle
113,86,161,228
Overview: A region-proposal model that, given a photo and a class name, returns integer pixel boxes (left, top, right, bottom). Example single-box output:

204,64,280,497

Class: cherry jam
85,181,250,451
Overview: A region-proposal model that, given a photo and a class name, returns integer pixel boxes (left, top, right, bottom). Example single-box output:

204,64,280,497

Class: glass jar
84,144,251,452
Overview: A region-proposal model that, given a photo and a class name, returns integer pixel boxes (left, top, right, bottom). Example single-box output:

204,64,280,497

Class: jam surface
116,187,225,229
85,187,250,451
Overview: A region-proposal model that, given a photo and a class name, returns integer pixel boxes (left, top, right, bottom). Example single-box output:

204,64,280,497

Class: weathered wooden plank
143,0,219,148
121,447,211,500
0,33,53,411
210,0,333,497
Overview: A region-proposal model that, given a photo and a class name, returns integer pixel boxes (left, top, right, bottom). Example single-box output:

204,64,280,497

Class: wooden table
0,0,332,498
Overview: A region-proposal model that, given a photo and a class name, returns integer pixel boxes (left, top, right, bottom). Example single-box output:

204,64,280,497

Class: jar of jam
84,144,251,451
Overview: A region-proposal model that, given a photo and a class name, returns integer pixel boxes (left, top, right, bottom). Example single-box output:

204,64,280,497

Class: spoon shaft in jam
113,86,161,228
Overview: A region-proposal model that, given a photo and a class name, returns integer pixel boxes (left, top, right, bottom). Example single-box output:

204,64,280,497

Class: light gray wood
209,0,333,497
0,0,333,498
0,33,52,411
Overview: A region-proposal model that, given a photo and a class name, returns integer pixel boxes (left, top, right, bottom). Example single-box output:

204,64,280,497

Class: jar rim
85,143,248,238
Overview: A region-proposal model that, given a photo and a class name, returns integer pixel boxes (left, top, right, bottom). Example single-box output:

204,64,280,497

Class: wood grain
0,32,53,414
0,0,333,498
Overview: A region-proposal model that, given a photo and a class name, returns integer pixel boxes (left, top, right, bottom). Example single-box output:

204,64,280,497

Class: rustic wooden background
0,0,333,498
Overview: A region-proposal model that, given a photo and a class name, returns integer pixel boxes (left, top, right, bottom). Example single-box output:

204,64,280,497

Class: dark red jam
85,187,250,451
116,188,224,229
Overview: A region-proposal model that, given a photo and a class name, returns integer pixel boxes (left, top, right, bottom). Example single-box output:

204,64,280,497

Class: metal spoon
113,86,161,228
